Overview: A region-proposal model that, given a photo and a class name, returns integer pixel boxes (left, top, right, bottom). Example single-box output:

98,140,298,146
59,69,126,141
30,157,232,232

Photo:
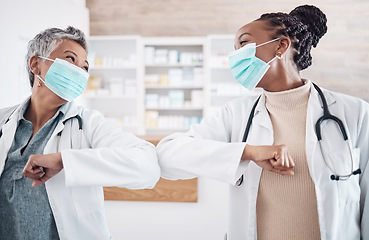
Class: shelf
211,93,244,97
143,37,205,135
146,127,190,132
145,85,203,89
90,66,137,70
146,107,203,111
82,95,137,100
143,37,205,46
82,35,239,135
209,65,229,69
207,35,240,115
145,63,203,68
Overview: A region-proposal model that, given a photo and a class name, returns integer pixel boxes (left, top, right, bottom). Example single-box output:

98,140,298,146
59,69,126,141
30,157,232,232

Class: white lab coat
0,98,161,240
157,83,369,240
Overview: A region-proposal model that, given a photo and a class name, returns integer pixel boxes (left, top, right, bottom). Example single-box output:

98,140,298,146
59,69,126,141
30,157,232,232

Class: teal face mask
228,38,280,91
36,57,89,101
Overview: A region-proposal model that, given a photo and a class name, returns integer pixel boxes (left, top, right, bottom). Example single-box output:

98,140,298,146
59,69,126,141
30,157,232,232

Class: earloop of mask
255,38,280,48
266,40,291,64
36,57,53,85
39,56,55,62
267,55,279,64
36,75,46,84
275,40,291,61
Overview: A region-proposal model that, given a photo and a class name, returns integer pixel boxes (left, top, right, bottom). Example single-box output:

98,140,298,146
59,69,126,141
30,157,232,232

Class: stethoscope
56,115,83,151
236,83,361,186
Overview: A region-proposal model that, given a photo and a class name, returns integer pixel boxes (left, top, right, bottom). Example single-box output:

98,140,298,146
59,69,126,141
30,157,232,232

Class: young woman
0,26,160,239
157,5,369,240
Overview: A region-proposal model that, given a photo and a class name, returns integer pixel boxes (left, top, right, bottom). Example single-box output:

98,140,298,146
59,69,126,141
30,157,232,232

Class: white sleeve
358,101,369,239
61,110,161,189
157,104,249,185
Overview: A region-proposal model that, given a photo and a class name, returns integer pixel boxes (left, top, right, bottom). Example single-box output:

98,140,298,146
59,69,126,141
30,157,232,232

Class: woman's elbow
143,161,161,189
138,147,161,189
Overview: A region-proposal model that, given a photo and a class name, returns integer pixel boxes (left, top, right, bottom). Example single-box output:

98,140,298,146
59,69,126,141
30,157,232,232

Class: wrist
242,144,254,161
57,152,64,169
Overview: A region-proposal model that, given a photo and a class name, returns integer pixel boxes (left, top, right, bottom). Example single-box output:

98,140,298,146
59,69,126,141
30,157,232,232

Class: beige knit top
256,80,321,240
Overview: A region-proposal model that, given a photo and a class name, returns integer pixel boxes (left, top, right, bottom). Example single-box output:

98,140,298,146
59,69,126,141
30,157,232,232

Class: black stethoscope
236,83,361,186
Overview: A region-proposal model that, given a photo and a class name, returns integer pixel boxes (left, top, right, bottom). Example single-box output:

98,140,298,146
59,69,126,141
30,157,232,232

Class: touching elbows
155,138,174,179
156,136,195,181
133,143,161,189
143,159,161,190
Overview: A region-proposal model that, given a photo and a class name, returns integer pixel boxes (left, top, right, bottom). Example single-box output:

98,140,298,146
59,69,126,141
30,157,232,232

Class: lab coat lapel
44,101,80,233
231,94,273,239
253,94,273,133
0,108,19,173
244,93,273,187
0,98,29,173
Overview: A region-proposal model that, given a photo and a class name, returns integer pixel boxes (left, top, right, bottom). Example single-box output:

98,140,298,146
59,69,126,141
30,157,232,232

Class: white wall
0,0,89,108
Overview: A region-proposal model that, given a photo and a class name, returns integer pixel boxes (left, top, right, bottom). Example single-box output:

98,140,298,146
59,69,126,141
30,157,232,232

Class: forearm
158,133,248,184
62,143,160,188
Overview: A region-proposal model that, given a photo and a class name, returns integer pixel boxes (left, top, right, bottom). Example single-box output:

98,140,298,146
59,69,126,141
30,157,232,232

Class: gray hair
26,26,88,87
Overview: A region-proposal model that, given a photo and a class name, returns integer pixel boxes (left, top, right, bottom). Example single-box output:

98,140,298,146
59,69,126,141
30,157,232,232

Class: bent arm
158,132,248,185
157,100,295,185
157,104,249,185
62,110,160,189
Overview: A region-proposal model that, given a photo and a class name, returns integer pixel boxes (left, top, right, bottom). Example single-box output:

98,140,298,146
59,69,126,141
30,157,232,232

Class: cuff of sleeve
60,150,75,186
225,142,249,185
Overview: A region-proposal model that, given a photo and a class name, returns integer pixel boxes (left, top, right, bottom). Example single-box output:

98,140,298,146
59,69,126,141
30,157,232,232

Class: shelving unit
79,35,144,134
205,35,248,117
78,35,244,135
142,37,206,134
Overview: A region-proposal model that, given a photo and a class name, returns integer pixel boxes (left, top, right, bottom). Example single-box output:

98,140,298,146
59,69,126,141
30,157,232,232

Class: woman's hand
22,153,64,187
242,144,295,175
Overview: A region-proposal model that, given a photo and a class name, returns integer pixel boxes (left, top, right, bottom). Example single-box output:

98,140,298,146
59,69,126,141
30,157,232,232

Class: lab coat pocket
71,186,101,218
328,148,361,204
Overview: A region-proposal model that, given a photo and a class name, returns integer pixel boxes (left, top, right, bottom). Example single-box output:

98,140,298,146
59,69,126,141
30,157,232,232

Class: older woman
0,26,160,239
157,5,369,240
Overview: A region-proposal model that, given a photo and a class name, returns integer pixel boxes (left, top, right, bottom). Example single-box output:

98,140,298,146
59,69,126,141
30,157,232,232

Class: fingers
259,144,295,176
23,155,43,180
22,153,63,187
269,159,295,176
272,145,295,168
32,175,51,187
288,152,295,167
245,144,295,176
273,169,294,176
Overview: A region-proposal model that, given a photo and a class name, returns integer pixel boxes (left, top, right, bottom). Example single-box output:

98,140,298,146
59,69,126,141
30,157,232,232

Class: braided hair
256,5,327,71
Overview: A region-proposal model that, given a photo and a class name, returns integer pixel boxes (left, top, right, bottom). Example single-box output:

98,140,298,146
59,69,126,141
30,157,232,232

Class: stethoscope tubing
312,83,359,181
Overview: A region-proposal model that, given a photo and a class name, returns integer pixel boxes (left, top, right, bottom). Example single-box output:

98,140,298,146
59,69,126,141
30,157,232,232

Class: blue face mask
36,57,89,102
229,38,280,91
